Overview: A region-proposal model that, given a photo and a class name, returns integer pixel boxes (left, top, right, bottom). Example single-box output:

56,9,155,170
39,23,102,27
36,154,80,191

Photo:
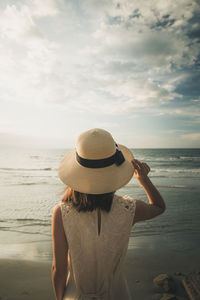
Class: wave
126,180,200,189
150,175,199,179
156,184,199,189
179,156,200,161
0,218,51,232
131,227,199,237
151,168,200,174
138,156,200,163
168,156,200,161
0,216,51,236
0,181,61,187
147,168,200,179
126,183,198,190
1,218,50,223
0,222,51,229
0,227,51,236
0,167,54,171
13,182,48,186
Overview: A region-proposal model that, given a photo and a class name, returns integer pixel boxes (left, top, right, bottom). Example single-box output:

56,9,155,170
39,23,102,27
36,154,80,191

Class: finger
144,162,150,171
134,164,142,175
142,163,149,174
133,159,142,171
140,162,147,174
132,160,141,176
135,160,149,176
144,163,151,173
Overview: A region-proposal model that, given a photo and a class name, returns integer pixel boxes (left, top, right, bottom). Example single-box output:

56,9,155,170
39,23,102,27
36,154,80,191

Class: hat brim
58,144,134,194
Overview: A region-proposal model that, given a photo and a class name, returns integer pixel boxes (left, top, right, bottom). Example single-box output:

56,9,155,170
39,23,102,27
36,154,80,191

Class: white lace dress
60,194,136,300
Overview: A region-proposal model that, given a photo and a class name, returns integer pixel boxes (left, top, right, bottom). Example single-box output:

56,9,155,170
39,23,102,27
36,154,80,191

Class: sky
0,0,200,148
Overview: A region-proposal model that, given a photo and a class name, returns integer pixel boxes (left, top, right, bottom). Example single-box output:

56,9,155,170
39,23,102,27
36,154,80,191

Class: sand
0,249,199,300
125,249,200,299
0,259,54,300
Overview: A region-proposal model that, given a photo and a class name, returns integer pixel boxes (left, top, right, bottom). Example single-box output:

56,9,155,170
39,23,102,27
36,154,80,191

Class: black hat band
76,148,125,169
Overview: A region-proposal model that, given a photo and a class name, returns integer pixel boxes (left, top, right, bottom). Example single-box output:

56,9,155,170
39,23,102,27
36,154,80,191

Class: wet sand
1,249,199,300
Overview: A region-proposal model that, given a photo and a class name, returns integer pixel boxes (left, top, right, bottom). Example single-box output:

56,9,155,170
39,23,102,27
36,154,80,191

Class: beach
1,249,200,300
0,147,200,299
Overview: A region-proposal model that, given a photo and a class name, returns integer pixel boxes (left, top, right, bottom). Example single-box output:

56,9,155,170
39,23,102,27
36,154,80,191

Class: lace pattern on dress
116,195,136,218
60,200,74,217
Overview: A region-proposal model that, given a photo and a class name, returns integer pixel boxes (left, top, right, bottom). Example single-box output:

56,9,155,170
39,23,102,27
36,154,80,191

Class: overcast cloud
0,0,199,147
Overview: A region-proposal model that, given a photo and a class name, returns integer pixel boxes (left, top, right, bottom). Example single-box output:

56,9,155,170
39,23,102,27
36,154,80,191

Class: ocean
0,147,200,261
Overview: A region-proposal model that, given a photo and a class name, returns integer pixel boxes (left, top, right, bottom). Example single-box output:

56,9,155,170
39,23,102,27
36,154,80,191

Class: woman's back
51,128,165,300
60,194,136,300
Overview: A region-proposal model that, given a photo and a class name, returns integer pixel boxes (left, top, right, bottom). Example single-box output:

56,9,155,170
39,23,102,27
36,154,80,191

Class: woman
51,128,165,300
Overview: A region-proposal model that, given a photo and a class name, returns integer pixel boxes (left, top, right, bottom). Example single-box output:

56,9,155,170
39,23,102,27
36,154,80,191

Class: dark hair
62,187,114,212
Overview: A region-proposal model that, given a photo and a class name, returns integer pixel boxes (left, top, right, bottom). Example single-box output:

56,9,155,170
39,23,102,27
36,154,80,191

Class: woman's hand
132,159,150,186
131,159,166,224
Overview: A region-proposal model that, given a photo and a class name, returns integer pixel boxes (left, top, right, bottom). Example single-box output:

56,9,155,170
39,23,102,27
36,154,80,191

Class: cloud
75,0,200,113
99,78,182,109
92,122,119,129
0,3,60,105
92,27,190,70
0,132,67,148
0,0,199,120
29,0,60,17
88,0,200,72
0,5,42,41
181,133,200,140
156,103,200,118
0,120,20,133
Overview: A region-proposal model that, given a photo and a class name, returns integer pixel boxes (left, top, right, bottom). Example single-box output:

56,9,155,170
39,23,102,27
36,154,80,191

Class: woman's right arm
132,159,166,224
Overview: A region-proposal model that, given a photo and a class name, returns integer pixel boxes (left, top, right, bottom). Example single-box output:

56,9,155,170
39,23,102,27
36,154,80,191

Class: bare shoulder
53,203,61,212
52,204,62,223
51,203,68,266
52,203,66,241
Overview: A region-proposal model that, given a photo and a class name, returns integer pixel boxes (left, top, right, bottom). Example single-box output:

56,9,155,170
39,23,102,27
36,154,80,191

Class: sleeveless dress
60,194,136,300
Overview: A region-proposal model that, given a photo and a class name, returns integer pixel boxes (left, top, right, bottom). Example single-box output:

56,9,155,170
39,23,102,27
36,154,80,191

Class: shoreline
1,249,199,300
1,227,200,262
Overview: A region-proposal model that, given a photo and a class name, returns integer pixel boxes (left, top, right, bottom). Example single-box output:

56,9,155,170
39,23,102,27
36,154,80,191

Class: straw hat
58,128,134,194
